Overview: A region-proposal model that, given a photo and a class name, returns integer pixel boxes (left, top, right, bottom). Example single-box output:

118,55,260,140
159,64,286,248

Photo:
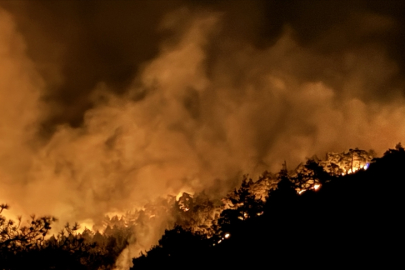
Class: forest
1,145,403,269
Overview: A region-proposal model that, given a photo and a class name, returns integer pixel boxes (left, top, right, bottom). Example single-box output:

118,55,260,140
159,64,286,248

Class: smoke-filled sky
1,0,405,231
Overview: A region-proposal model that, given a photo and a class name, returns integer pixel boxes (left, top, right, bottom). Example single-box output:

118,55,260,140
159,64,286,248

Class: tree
0,204,56,252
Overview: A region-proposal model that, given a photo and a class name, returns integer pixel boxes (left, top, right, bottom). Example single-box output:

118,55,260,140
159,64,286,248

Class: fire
106,211,126,219
217,233,230,244
297,159,371,195
177,192,192,212
345,162,370,175
76,219,94,233
176,190,193,201
364,163,370,170
297,183,321,195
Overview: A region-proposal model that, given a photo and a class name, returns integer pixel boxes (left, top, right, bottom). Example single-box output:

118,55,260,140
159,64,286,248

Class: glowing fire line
297,163,369,195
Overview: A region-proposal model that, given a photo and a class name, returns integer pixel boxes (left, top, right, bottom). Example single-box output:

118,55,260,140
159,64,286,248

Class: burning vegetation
132,144,403,269
1,145,404,269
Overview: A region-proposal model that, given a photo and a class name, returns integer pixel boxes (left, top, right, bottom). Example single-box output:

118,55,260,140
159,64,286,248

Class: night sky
0,0,405,266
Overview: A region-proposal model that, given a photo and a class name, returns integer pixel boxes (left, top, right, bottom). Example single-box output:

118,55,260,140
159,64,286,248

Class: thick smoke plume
1,1,405,268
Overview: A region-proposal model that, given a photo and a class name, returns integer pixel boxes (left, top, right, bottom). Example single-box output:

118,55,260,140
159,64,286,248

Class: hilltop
1,145,404,269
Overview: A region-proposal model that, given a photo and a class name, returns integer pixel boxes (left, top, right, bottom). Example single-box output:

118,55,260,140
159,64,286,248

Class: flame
346,162,370,175
364,163,370,170
297,159,371,195
347,168,356,174
106,211,125,218
224,233,230,239
297,183,321,195
176,190,193,201
76,219,95,233
177,192,193,212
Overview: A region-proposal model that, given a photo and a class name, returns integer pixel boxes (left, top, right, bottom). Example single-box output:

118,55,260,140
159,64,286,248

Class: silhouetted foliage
132,144,404,269
0,207,128,270
2,145,403,269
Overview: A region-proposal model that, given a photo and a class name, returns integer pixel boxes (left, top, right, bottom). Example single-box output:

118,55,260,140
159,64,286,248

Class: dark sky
2,0,404,127
0,0,405,264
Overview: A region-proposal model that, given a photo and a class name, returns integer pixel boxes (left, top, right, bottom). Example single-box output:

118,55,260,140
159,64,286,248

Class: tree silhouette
131,144,404,269
0,205,128,270
2,145,403,269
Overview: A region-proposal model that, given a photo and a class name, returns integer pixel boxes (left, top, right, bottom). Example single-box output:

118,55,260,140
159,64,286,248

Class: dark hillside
1,145,403,269
132,145,405,269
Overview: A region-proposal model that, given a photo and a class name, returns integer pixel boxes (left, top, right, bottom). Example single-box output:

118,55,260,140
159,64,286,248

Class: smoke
1,1,405,269
0,7,47,215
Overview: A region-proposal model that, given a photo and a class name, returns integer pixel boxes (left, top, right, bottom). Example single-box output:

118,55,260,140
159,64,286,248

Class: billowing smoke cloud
0,7,47,216
1,1,405,268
